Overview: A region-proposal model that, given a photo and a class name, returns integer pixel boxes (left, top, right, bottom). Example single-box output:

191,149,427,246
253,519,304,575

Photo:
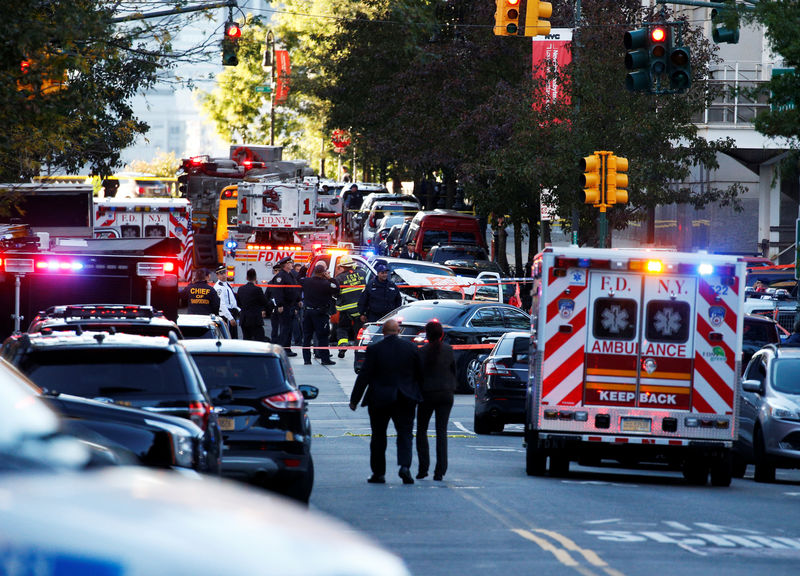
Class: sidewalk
289,355,363,427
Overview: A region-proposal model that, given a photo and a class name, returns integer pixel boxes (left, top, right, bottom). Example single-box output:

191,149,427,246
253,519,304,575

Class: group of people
350,319,457,484
180,254,405,366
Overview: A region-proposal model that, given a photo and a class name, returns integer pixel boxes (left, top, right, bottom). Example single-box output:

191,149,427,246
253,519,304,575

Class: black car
183,339,318,503
474,331,530,434
43,389,210,472
742,314,782,373
28,304,183,338
354,300,530,392
1,331,222,473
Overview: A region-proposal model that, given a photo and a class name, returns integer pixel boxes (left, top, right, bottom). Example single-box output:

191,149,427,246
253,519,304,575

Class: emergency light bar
36,260,83,271
552,255,736,281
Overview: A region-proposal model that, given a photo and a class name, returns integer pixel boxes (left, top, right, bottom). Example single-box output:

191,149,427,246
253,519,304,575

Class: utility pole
264,30,276,146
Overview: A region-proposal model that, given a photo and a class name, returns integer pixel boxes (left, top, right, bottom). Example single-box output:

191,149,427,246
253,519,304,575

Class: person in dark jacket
237,268,269,341
358,264,402,323
349,319,423,485
265,263,280,342
786,319,800,345
182,269,220,316
301,263,340,365
415,321,457,481
273,256,301,356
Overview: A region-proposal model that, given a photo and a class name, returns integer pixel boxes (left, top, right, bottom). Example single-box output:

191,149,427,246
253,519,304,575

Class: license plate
218,416,235,431
621,417,651,433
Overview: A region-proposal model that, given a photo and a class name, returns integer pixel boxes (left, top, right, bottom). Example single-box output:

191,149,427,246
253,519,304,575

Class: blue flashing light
224,239,239,250
698,263,713,276
364,250,375,259
578,258,591,268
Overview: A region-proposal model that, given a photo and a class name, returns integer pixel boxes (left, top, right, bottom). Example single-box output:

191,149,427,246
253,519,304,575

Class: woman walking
416,321,457,481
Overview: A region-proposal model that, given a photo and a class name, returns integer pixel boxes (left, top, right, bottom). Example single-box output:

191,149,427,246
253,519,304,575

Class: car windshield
20,348,188,396
385,304,465,325
190,354,287,397
432,248,487,263
771,359,800,395
389,262,455,277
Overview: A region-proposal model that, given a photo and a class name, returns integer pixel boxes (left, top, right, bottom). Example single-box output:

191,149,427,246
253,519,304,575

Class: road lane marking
512,529,580,567
453,421,473,434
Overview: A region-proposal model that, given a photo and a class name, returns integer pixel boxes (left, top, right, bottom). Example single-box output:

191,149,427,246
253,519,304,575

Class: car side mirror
477,354,488,363
299,384,319,400
741,379,763,394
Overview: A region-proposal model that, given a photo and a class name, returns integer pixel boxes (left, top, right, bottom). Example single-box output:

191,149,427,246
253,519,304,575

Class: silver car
739,344,800,482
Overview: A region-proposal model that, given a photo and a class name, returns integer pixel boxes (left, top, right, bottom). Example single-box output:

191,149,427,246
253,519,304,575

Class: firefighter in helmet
334,256,366,358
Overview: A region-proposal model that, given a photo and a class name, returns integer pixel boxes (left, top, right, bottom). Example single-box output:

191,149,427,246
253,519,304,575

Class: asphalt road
293,355,800,576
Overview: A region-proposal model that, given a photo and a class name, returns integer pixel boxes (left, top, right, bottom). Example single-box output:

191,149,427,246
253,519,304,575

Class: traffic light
177,174,188,196
581,154,602,206
523,0,552,37
222,21,241,66
711,8,740,44
668,41,691,92
624,27,650,92
494,0,521,36
649,25,669,82
606,156,629,205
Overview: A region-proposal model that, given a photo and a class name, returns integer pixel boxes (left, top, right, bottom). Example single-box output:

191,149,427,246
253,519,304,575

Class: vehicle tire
526,444,547,476
460,355,481,394
281,457,315,504
474,413,493,435
753,427,776,483
710,452,733,487
682,457,709,486
549,453,570,477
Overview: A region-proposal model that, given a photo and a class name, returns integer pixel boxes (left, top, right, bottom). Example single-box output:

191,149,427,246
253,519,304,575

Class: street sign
255,85,272,93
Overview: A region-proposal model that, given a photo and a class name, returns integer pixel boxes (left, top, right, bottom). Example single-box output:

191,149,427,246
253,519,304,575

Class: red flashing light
225,23,242,39
163,262,175,273
651,26,666,42
20,59,31,74
189,156,205,166
356,327,364,340
507,0,520,5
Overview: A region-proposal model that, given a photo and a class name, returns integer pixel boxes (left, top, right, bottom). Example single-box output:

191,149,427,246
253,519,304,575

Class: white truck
222,179,323,283
525,247,746,486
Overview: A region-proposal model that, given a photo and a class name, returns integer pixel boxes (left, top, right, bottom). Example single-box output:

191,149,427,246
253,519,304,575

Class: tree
125,150,180,177
0,0,179,182
748,2,800,144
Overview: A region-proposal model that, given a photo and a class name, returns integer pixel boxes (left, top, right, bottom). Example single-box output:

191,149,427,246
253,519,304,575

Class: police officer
334,256,365,358
359,263,402,323
273,256,301,356
214,266,240,339
301,263,340,365
265,263,281,342
182,269,220,315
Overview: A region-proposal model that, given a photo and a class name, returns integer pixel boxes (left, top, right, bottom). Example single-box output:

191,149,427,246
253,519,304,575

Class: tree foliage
0,0,179,182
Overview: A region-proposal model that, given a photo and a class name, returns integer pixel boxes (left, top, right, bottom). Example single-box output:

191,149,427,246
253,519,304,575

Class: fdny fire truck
223,177,329,283
93,197,193,281
525,247,746,486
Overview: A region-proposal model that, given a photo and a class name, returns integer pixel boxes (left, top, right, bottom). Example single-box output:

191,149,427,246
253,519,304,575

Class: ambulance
525,246,746,486
222,179,324,284
93,198,194,281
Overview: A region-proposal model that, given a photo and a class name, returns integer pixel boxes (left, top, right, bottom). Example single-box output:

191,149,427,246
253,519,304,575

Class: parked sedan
183,339,319,503
738,344,800,482
355,300,530,392
474,331,530,434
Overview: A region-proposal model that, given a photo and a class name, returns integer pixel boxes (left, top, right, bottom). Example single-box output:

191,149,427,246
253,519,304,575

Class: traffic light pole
266,30,276,146
596,151,608,249
110,0,237,22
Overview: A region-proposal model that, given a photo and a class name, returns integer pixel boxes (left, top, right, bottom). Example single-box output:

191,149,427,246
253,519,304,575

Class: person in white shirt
214,266,240,339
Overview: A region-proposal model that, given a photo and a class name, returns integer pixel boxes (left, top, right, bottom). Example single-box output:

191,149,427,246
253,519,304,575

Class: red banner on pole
275,49,291,103
532,29,573,106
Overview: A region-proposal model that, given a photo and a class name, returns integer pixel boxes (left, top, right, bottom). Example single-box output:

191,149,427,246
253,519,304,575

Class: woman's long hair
424,321,444,368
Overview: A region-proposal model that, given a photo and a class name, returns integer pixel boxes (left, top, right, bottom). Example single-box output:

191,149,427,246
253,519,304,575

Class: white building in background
118,1,271,167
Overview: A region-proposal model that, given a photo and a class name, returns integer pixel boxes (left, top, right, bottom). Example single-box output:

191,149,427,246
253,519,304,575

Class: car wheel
281,457,315,504
710,452,733,487
682,456,709,486
473,412,493,435
753,427,776,483
549,453,570,477
731,454,747,479
526,444,546,476
464,356,482,394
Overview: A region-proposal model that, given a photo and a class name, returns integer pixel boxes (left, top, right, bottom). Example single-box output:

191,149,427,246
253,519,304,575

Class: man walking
349,319,423,485
359,263,402,323
214,266,240,339
301,263,339,366
334,256,365,358
237,268,269,341
273,256,301,356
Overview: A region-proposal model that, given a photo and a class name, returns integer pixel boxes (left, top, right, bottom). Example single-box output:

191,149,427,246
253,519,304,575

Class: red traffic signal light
650,26,666,43
225,22,242,40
